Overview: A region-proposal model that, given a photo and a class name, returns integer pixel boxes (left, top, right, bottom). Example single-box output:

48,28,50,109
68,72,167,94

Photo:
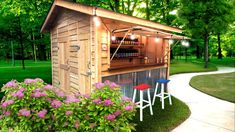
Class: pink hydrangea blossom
114,110,122,116
4,80,17,87
32,88,41,93
94,82,105,89
92,98,102,105
44,84,53,90
35,78,44,83
104,99,113,106
83,94,90,99
51,100,62,108
12,88,25,98
105,114,116,121
56,91,65,97
31,91,47,98
2,100,14,107
37,109,47,118
46,98,52,102
65,110,73,116
3,110,11,116
24,79,36,84
18,109,31,117
121,96,132,102
74,92,81,97
65,96,80,104
125,106,133,111
9,128,13,132
74,120,80,128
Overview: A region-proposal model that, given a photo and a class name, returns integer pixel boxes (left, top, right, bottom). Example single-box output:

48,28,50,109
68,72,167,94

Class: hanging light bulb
181,40,190,47
111,35,116,41
184,41,190,47
155,36,160,42
130,34,135,40
93,15,101,26
169,39,174,45
181,40,186,46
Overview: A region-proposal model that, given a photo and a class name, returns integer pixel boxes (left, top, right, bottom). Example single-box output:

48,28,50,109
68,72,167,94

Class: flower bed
0,79,136,131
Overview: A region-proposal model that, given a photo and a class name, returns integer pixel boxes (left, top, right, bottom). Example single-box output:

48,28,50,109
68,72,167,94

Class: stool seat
155,78,170,84
132,83,153,121
133,83,151,90
153,78,172,109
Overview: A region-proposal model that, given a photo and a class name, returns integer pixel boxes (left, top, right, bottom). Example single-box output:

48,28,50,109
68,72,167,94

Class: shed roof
41,0,183,34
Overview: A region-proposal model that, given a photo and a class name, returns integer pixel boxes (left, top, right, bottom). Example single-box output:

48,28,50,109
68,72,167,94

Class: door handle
80,70,92,76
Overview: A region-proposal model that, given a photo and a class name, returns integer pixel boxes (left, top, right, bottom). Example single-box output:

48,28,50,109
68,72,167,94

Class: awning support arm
110,30,131,61
163,39,181,58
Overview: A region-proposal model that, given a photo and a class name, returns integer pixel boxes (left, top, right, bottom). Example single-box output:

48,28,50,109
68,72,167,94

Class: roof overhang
41,0,183,34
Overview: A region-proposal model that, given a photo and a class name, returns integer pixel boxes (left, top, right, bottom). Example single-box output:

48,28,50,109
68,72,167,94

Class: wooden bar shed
41,0,187,96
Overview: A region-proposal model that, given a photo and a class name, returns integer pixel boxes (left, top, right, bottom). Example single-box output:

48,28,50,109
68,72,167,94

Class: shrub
0,79,136,132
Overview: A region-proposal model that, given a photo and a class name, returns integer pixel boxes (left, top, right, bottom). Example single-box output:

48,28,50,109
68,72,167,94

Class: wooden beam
41,0,183,34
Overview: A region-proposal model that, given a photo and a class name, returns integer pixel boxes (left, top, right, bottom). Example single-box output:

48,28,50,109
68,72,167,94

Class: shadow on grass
133,96,190,132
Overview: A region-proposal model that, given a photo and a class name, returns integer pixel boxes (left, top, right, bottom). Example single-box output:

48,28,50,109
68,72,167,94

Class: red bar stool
132,83,153,121
152,79,172,109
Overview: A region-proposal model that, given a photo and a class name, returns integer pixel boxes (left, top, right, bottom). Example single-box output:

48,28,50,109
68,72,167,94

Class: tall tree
178,0,233,68
210,0,234,59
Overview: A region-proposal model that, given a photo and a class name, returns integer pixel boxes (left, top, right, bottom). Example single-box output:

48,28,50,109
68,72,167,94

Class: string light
130,34,135,40
169,39,174,45
111,35,116,41
93,16,101,26
93,7,101,26
155,32,160,42
155,36,160,42
182,40,189,47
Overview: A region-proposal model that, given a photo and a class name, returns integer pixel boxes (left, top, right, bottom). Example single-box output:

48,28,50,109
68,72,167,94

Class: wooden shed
41,0,187,96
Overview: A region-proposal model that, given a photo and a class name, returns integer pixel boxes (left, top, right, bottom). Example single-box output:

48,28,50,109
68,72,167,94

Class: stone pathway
169,67,235,132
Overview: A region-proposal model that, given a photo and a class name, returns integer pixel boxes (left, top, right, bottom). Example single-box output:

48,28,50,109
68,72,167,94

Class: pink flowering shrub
0,78,71,131
81,80,136,131
0,79,136,131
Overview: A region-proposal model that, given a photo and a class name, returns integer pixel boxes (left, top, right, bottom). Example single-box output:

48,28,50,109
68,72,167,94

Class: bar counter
102,65,167,98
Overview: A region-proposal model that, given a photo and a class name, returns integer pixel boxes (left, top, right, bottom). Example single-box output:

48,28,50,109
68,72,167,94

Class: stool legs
132,89,137,103
132,88,153,121
147,89,153,115
161,83,164,109
152,82,159,105
140,91,143,121
169,93,172,105
152,82,172,109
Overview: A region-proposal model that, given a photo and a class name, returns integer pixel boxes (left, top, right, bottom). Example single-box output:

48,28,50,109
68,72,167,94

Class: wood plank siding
50,9,97,94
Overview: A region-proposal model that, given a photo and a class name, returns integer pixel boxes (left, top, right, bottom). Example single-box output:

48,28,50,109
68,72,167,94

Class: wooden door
78,38,91,94
59,42,70,91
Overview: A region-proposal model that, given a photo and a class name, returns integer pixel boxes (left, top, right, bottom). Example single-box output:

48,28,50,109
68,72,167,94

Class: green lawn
133,97,190,132
170,60,217,75
190,72,235,103
0,60,52,87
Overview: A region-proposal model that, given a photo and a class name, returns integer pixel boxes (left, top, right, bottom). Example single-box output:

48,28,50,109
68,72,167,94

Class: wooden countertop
101,64,167,77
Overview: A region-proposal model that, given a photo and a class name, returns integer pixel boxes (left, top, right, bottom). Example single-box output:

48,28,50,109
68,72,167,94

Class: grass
170,60,217,75
0,60,52,87
190,72,235,103
133,97,190,132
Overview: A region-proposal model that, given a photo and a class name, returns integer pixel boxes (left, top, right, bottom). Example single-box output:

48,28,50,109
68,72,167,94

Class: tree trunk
114,0,120,12
146,0,150,20
170,49,174,60
204,34,209,68
185,48,187,62
18,17,25,69
196,45,200,59
217,33,222,59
